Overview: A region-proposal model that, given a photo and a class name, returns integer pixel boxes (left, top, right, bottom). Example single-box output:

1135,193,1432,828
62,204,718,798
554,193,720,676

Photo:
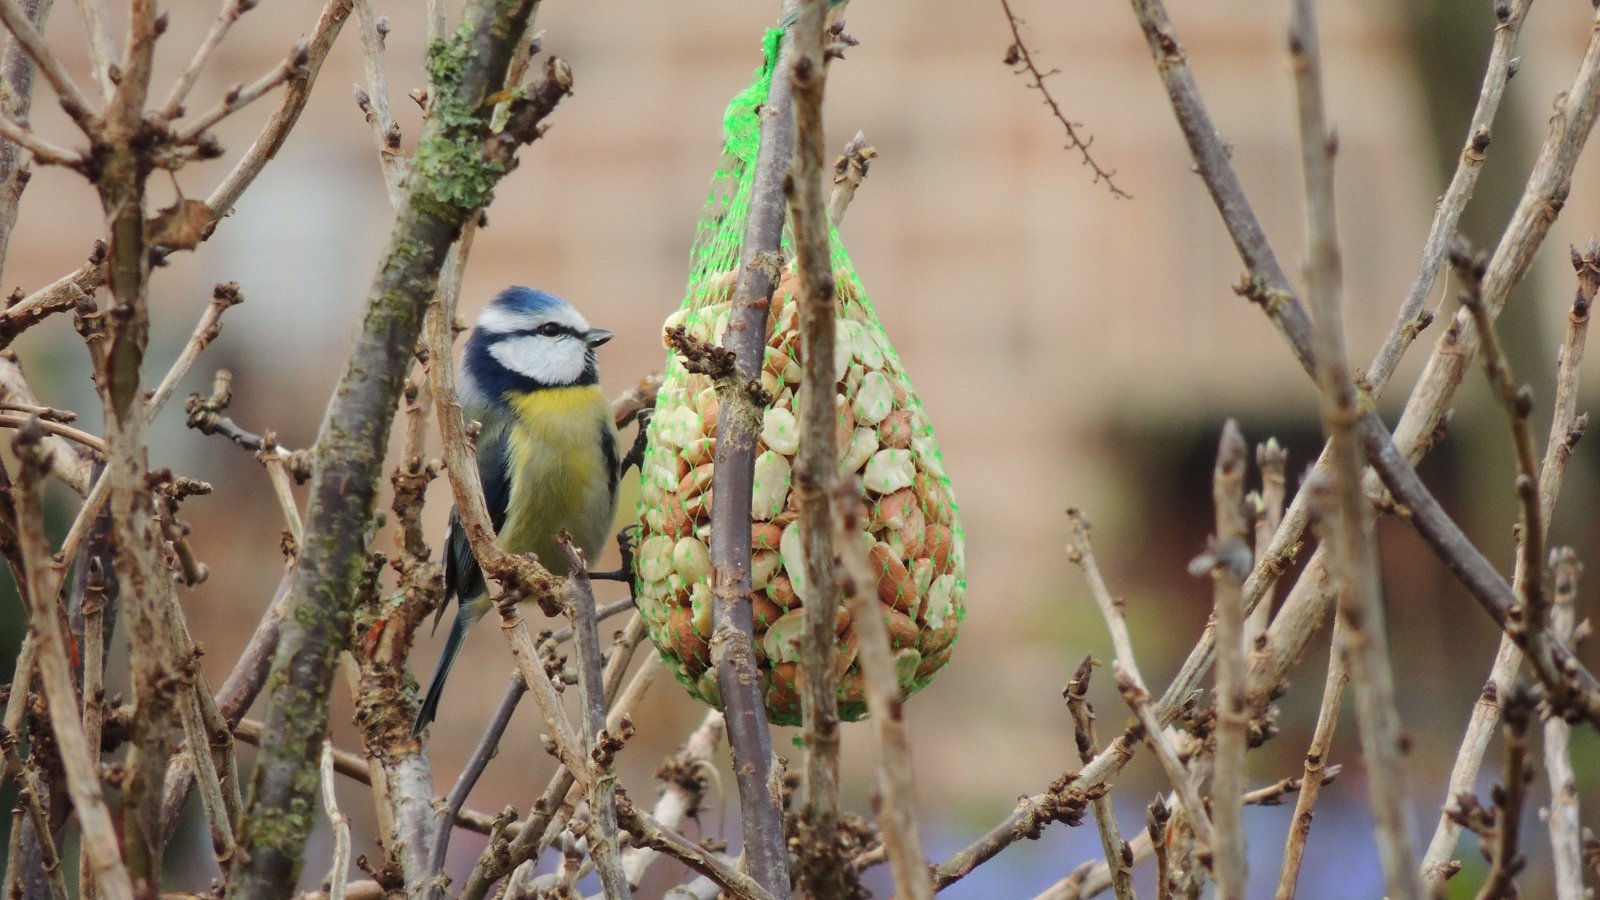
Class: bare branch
1063,658,1133,900
1543,548,1585,899
174,39,311,142
1116,668,1216,856
0,724,68,900
10,425,133,900
1275,623,1347,898
321,740,352,900
0,111,78,165
788,2,847,894
0,0,94,128
161,0,259,119
828,130,875,227
704,4,800,894
834,484,935,900
999,0,1127,197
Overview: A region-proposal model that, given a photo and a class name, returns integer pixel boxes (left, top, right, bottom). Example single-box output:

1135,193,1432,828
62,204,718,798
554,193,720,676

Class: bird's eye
537,322,563,337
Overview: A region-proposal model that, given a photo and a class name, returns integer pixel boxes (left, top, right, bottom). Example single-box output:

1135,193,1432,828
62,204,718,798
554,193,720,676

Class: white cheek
490,335,585,384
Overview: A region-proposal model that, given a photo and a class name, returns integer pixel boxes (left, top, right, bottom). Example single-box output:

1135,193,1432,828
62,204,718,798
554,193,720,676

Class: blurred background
3,0,1600,896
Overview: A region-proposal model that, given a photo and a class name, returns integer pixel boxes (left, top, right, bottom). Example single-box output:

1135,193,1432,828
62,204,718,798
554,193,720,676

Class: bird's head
462,287,613,404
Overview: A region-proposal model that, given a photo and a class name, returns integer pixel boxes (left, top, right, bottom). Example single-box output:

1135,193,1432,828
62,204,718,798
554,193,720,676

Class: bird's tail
412,596,486,737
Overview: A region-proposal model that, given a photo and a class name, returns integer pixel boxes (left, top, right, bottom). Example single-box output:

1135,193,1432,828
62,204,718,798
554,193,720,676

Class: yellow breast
501,386,619,575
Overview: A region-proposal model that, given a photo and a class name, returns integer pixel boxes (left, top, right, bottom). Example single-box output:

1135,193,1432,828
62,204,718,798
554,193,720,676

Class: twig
1478,686,1536,899
1543,548,1585,900
353,0,406,204
1364,0,1530,393
10,425,133,900
703,5,799,895
1065,510,1146,687
615,793,778,900
0,258,104,352
0,724,68,900
161,0,260,119
322,740,352,900
558,536,631,900
174,39,311,142
1246,439,1287,636
1149,797,1171,900
1131,0,1600,723
620,709,726,887
1420,240,1595,884
1291,3,1421,894
1063,657,1133,900
1197,419,1249,900
1115,668,1216,858
206,0,354,218
827,131,875,227
0,0,94,128
998,0,1127,197
146,281,244,418
0,0,50,289
232,1,560,893
0,411,104,451
72,0,115,102
0,112,78,165
1452,244,1544,633
1275,621,1348,899
788,2,847,894
428,674,526,879
834,483,936,900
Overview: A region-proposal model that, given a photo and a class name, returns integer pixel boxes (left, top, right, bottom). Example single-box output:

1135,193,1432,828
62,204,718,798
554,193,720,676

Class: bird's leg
589,524,639,583
617,408,653,477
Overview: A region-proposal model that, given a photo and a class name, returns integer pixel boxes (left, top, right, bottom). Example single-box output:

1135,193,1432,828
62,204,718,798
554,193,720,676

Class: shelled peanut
636,268,966,725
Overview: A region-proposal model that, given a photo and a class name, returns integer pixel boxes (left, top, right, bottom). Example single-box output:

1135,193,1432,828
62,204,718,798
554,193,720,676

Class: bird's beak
585,328,615,348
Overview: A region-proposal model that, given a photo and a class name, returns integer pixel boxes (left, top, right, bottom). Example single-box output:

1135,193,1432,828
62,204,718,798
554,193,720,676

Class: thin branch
1246,439,1287,636
704,4,799,894
615,794,778,900
161,0,258,119
620,709,725,887
1275,620,1347,899
0,411,104,451
827,131,875,227
1066,510,1146,687
173,39,311,143
788,1,846,894
1115,669,1216,855
321,740,352,900
0,256,104,353
205,0,354,218
1063,657,1133,900
0,112,78,165
353,0,405,204
0,725,68,900
558,536,631,900
1292,2,1420,894
72,0,114,102
1452,245,1544,632
0,0,94,128
428,674,525,878
145,281,244,417
10,425,133,900
1543,548,1585,900
1478,686,1536,899
998,0,1127,197
1199,419,1249,900
1364,0,1531,393
1421,239,1595,884
834,483,935,900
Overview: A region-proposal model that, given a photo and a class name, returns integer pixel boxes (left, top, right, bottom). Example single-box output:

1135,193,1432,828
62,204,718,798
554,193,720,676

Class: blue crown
490,286,570,315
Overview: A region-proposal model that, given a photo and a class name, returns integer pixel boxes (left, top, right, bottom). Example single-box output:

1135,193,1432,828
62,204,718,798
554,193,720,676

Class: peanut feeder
634,31,966,725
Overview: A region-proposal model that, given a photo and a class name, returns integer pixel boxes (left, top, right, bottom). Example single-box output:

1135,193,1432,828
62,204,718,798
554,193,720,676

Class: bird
412,286,620,736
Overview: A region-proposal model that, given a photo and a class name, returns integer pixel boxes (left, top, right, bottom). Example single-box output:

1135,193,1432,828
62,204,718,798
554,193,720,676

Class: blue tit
412,287,620,736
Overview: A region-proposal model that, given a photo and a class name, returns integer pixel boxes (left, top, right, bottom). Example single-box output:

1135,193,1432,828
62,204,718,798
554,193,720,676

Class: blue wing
416,424,513,735
435,423,512,629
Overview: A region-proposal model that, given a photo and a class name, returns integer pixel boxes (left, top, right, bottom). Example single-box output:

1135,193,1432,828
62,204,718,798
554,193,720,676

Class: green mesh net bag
634,30,966,725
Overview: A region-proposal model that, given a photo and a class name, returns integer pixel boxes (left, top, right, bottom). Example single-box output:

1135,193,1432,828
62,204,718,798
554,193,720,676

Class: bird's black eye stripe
527,322,575,338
